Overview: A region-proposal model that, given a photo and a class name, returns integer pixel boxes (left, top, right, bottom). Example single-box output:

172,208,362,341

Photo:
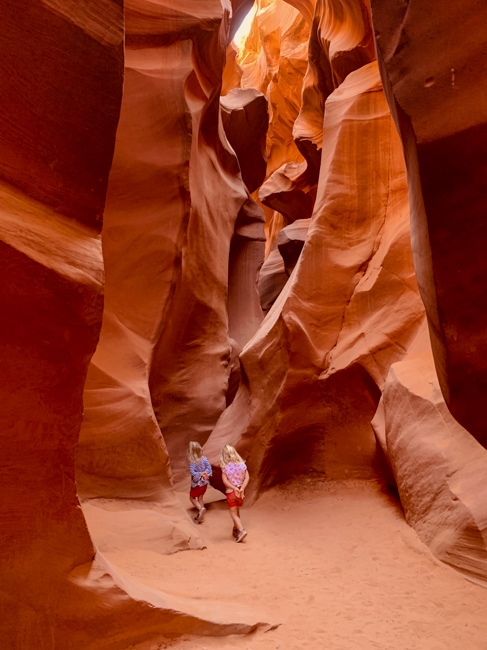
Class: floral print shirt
223,462,247,488
189,457,212,488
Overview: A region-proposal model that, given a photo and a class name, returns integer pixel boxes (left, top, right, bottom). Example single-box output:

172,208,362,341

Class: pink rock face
240,0,376,247
240,0,309,177
258,244,289,313
373,324,487,586
78,14,198,503
0,0,122,643
78,0,264,496
292,0,375,173
4,0,487,644
258,160,317,222
1,1,271,646
277,218,310,276
145,9,265,480
370,0,487,446
0,1,123,228
220,87,269,193
237,0,312,245
205,61,424,497
258,219,310,313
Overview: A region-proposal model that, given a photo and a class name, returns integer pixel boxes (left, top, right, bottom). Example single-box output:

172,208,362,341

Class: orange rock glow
1,0,486,647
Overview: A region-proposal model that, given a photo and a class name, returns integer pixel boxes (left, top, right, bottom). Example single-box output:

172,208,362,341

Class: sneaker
197,507,206,523
235,529,247,543
232,528,239,538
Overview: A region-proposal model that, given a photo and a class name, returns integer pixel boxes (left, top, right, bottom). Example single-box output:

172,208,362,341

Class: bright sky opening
233,4,257,51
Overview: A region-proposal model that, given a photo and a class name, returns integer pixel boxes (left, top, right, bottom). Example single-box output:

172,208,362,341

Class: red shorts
190,484,208,498
226,490,244,508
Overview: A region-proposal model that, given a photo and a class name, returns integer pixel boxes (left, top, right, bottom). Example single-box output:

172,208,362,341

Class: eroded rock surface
205,61,424,497
3,1,487,646
220,87,269,193
78,0,264,499
1,0,271,647
373,325,487,586
0,0,122,644
258,218,310,313
370,0,487,446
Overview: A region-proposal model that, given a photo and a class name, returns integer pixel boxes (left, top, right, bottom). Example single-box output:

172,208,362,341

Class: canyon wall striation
1,0,487,647
0,0,124,645
0,0,269,647
368,0,487,585
370,0,487,446
206,0,487,586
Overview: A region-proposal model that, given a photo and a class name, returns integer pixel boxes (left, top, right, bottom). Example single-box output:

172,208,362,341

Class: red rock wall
0,1,269,647
146,2,265,481
211,0,487,586
370,0,487,446
3,0,487,643
373,324,487,586
78,1,265,494
0,0,123,643
205,54,424,497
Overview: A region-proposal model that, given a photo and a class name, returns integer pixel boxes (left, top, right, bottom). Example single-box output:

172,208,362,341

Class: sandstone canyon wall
373,323,487,586
370,0,487,446
206,0,418,489
0,0,123,644
0,1,269,648
77,0,266,500
2,0,487,647
205,0,487,586
368,0,487,585
206,55,425,493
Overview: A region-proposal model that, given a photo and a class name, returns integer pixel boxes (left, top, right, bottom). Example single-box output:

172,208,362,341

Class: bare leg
229,506,243,532
197,495,206,522
189,496,200,511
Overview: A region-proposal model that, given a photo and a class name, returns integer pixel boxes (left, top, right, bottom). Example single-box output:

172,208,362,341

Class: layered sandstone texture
373,324,487,586
0,0,129,645
370,0,487,446
0,1,269,648
77,0,266,504
205,55,425,497
3,0,487,646
237,0,377,288
235,0,314,249
208,0,487,586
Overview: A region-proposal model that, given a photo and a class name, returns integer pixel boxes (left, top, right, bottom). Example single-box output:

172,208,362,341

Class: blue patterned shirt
189,456,212,488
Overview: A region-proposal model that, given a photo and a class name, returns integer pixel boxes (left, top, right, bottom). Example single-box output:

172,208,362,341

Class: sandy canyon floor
112,479,487,650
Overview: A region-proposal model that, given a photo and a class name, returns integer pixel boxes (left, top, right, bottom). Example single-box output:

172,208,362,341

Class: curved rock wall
373,324,487,586
3,0,487,645
205,58,424,497
370,0,487,446
78,0,265,496
0,0,123,644
0,1,269,647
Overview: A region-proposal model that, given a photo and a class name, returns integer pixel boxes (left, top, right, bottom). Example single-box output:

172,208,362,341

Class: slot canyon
1,0,487,648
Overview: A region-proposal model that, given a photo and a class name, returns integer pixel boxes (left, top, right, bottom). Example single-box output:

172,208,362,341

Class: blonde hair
187,441,203,463
220,444,245,469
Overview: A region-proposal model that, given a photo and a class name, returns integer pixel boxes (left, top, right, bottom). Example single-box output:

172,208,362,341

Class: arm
236,469,250,498
203,457,212,478
241,469,250,491
221,468,238,492
189,462,202,483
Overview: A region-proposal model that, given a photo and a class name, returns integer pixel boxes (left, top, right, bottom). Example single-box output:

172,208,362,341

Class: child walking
220,444,250,543
188,441,212,523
